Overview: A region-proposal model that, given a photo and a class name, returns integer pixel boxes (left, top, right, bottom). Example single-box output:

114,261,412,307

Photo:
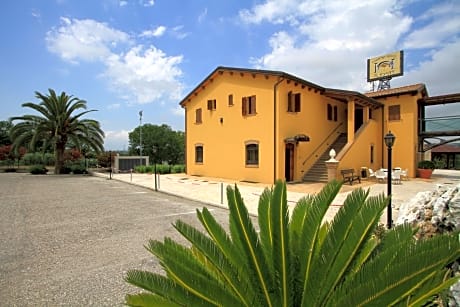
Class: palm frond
146,238,242,306
227,184,275,306
173,219,254,306
125,292,180,307
305,190,386,305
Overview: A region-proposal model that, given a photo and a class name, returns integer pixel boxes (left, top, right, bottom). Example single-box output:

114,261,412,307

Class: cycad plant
125,180,460,306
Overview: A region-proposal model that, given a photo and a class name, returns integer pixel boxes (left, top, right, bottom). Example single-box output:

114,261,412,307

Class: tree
9,89,104,174
129,124,184,164
125,180,460,306
0,120,13,146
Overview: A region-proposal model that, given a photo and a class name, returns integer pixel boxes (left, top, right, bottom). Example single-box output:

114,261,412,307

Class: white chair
392,170,401,184
375,170,387,182
368,168,376,180
400,168,409,181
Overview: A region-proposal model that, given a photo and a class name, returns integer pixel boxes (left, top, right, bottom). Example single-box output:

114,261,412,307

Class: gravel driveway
0,173,231,306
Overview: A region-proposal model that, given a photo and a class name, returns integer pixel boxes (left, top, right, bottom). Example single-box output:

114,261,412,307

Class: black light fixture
384,131,396,228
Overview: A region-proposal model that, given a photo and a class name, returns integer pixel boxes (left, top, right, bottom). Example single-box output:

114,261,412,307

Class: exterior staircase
302,133,348,182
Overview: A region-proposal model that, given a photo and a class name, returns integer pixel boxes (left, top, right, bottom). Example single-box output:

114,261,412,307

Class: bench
341,169,361,185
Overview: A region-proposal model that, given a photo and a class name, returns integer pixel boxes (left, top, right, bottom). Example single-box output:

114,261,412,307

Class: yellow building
179,66,430,184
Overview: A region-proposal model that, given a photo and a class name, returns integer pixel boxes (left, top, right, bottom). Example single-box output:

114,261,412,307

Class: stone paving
95,169,460,223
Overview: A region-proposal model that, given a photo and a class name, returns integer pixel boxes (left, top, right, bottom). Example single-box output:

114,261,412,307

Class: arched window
245,142,259,166
195,144,203,163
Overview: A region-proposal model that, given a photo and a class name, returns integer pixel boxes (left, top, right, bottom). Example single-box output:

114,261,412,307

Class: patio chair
392,170,402,184
375,169,387,182
368,168,376,180
400,169,409,181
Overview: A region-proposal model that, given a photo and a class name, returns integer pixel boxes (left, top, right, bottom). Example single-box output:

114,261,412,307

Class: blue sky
1,0,459,150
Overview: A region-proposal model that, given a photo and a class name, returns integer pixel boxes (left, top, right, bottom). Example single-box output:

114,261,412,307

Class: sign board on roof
367,50,404,82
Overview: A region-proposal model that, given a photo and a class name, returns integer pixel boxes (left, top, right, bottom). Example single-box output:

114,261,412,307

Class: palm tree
10,89,104,174
125,180,460,306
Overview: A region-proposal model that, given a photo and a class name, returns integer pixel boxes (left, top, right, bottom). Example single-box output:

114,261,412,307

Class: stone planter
417,168,433,179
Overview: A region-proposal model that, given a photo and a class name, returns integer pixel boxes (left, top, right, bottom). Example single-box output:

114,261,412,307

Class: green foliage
125,180,460,306
134,164,185,174
9,89,104,174
22,152,55,166
418,160,436,169
171,164,185,173
129,124,184,165
0,120,12,146
29,165,48,175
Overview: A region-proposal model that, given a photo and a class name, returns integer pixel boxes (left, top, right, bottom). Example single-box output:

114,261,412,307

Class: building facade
179,66,430,184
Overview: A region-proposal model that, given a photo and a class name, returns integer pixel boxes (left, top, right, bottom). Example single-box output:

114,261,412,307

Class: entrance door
285,143,295,182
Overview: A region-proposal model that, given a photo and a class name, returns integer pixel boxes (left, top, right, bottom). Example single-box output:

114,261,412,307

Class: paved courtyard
0,173,232,306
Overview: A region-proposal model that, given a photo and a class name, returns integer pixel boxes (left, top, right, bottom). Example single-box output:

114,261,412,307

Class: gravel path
0,173,231,306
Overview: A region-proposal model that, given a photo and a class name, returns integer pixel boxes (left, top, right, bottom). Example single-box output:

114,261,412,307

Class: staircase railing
302,122,344,166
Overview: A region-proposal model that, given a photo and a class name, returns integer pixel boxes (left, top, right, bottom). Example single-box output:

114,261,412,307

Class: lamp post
109,150,112,180
153,145,157,191
384,131,396,229
139,110,143,166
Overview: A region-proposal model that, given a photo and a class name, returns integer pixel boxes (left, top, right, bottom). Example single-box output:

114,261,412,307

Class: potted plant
417,160,435,179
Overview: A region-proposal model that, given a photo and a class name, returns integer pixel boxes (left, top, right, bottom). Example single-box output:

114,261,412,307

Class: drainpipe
381,105,385,167
273,77,285,184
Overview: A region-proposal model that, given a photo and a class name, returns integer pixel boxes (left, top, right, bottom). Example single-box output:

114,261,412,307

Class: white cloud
140,26,166,38
119,1,128,7
171,105,184,116
107,103,121,110
171,25,190,40
242,0,460,95
104,129,130,150
104,45,183,104
46,18,184,105
403,2,460,49
198,8,208,23
142,0,154,7
46,17,131,63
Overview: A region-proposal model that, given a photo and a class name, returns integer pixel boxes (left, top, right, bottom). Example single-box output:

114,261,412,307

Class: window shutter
327,104,332,120
242,97,247,115
207,100,212,110
213,99,217,110
333,105,338,121
228,94,233,106
294,93,301,112
196,108,202,123
251,95,256,114
288,91,293,112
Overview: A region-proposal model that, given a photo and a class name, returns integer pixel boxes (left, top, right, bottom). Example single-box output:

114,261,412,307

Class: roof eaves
179,66,325,107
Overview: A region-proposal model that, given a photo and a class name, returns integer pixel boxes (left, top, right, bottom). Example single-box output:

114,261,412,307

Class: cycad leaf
295,180,342,306
227,184,274,306
331,233,460,306
197,207,244,267
125,270,200,306
270,180,291,306
306,190,386,305
147,238,241,306
173,219,253,306
125,293,180,307
258,187,274,271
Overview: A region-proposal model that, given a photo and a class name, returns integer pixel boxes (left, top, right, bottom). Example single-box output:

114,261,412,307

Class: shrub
171,164,185,173
29,165,48,175
418,160,436,169
72,164,87,174
125,180,460,306
4,167,17,173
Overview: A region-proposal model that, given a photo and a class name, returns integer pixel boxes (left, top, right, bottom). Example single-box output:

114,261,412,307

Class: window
242,95,257,116
195,108,202,124
195,145,203,163
207,99,216,110
245,143,259,166
370,144,374,164
288,91,301,112
228,94,233,106
389,105,400,121
369,109,373,120
333,106,338,121
327,104,333,120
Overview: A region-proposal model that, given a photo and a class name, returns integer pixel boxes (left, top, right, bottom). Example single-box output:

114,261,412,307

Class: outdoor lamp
384,131,396,148
384,131,396,229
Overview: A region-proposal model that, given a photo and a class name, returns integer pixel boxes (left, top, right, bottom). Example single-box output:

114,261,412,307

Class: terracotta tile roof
431,143,460,153
364,84,427,98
